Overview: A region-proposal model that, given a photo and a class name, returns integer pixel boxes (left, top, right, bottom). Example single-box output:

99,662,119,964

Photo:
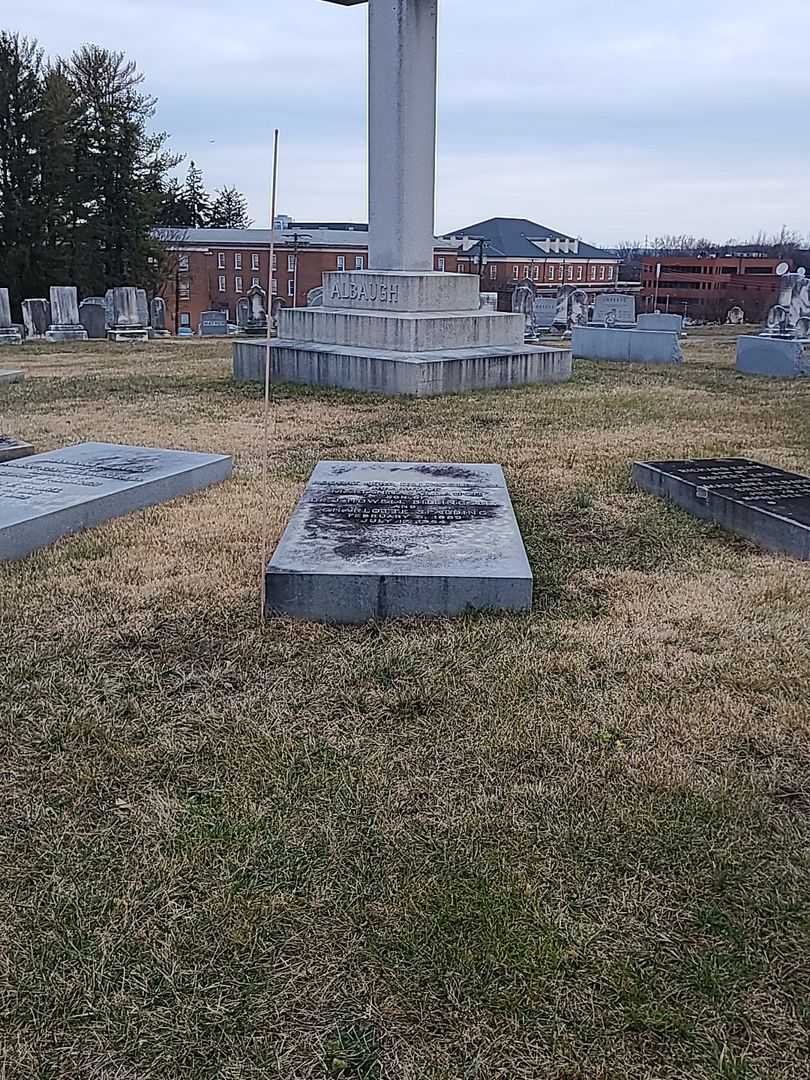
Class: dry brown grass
1,337,809,1079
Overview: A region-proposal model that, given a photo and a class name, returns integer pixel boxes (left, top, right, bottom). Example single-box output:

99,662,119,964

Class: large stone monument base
46,327,89,343
233,270,571,396
0,436,34,463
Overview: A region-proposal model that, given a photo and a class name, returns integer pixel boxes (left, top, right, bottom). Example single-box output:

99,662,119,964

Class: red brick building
155,223,459,333
640,253,785,322
445,217,621,298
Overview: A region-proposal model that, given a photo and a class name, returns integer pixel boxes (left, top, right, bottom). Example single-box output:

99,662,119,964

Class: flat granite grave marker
0,436,34,463
592,293,636,326
266,459,533,623
0,369,23,384
0,442,232,561
200,310,229,336
632,457,810,559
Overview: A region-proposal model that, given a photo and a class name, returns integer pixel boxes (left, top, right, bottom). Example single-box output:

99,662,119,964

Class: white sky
5,0,809,246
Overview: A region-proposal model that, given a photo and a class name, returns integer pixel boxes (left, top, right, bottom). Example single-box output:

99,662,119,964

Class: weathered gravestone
532,297,557,329
479,292,498,313
79,297,107,339
0,442,232,561
726,305,745,325
136,289,150,331
633,457,810,560
150,296,171,337
735,335,810,378
245,286,268,335
22,299,50,341
46,287,88,342
0,436,34,463
265,459,533,623
0,369,23,384
200,310,229,336
572,325,683,364
0,289,22,345
236,297,251,328
592,293,637,326
638,312,684,335
107,287,149,342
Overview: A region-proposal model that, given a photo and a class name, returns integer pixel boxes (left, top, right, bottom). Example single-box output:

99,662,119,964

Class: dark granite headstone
0,442,232,561
266,459,533,623
79,297,107,339
633,457,810,559
200,310,229,336
22,299,50,340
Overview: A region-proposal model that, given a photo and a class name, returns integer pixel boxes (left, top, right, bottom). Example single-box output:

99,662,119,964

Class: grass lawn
1,336,809,1079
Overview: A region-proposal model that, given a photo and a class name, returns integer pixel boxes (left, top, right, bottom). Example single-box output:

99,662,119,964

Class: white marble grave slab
0,442,231,561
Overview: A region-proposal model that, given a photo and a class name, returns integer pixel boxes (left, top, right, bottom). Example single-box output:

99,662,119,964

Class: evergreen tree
182,160,209,228
0,32,44,303
207,186,252,229
66,44,180,294
157,176,190,227
37,62,81,285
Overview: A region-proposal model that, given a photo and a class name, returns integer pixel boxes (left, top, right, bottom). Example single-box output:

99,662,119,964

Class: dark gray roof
445,217,616,260
153,225,454,249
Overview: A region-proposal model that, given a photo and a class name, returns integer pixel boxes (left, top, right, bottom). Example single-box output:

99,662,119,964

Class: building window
355,256,364,270
179,255,189,272
567,265,574,280
437,256,446,272
234,253,242,270
532,265,540,280
576,265,583,281
218,275,226,292
272,254,277,269
288,279,295,297
288,254,296,272
599,266,605,280
179,312,191,327
235,275,243,293
251,254,260,271
179,280,190,300
548,266,555,281
271,278,278,294
607,266,614,280
217,252,225,269
337,256,346,271
252,276,260,288
513,265,520,279
489,264,497,279
524,266,530,278
591,265,598,280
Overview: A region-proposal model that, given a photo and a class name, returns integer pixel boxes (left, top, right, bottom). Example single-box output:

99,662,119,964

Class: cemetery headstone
245,286,268,335
637,312,684,335
107,287,149,342
0,436,34,463
735,335,810,377
150,296,171,337
633,457,810,560
553,285,574,329
511,280,535,333
479,292,498,313
199,310,229,336
726,305,745,325
136,289,150,330
0,369,24,384
46,287,88,342
591,293,637,326
265,459,533,623
0,289,22,345
22,299,50,341
532,297,557,328
305,287,324,308
764,265,810,338
570,288,589,327
0,442,232,561
572,325,683,364
79,297,107,339
236,297,251,328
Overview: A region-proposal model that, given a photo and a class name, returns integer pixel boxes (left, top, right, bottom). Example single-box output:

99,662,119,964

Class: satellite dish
776,262,790,276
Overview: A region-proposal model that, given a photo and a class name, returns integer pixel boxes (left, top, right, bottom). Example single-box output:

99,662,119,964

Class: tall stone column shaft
368,0,438,272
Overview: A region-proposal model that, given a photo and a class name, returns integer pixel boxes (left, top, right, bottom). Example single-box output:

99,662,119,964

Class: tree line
0,32,251,307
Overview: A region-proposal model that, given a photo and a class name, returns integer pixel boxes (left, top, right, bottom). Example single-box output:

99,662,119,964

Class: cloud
7,0,809,244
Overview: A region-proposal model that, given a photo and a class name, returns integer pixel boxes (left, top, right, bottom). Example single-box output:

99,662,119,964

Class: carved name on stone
330,280,401,305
